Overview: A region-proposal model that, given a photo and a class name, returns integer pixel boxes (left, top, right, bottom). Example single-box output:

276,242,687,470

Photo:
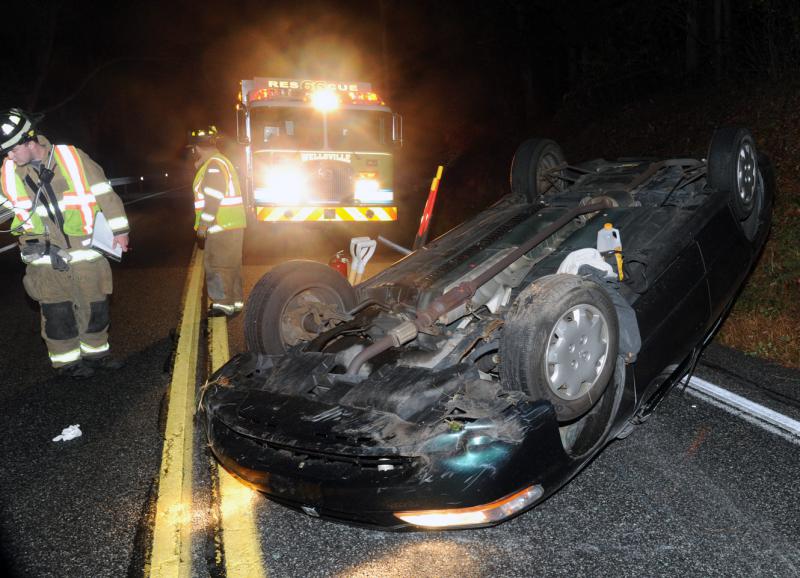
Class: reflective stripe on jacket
193,154,246,231
1,159,42,232
1,145,99,236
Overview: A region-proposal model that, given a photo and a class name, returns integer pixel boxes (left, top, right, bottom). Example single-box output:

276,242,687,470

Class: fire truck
236,78,402,223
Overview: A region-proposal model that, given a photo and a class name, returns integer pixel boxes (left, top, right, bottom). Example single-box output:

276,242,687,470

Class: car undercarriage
202,128,773,529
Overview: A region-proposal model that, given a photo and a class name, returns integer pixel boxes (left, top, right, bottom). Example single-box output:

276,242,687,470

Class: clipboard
90,212,123,262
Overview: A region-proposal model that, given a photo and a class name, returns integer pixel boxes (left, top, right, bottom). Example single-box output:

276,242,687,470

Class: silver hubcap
545,304,609,401
736,141,757,206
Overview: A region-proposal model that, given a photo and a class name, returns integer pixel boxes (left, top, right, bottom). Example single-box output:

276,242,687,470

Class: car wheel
501,274,619,422
707,127,759,220
509,138,567,203
244,260,357,355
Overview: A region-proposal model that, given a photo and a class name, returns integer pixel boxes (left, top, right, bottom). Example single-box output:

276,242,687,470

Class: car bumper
202,386,575,530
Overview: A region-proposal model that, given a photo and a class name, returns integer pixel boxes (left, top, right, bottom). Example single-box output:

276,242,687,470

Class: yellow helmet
188,125,219,146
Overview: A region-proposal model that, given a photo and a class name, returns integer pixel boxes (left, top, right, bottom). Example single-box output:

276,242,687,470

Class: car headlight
394,485,543,529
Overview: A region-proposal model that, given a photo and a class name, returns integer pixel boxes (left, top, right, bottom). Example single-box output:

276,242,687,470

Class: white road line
687,376,800,444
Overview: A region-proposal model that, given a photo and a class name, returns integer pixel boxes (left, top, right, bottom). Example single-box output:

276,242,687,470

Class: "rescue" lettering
266,79,360,92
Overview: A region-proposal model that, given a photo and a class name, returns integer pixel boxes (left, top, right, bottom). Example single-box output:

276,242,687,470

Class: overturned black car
201,128,773,530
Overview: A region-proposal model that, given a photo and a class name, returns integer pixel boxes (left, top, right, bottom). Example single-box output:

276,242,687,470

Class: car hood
202,351,540,456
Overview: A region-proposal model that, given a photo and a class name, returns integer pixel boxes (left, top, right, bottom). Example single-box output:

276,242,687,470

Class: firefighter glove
196,224,208,249
20,240,47,264
49,247,71,272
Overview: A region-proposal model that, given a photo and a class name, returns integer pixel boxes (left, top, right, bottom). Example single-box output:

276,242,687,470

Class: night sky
3,1,797,183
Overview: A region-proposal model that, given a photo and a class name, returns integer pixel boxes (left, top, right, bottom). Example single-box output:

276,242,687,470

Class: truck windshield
251,107,391,151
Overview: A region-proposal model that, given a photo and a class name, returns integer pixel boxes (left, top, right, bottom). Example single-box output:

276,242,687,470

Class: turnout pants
22,257,114,367
204,228,244,311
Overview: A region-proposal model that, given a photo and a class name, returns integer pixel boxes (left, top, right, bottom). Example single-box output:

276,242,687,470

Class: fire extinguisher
328,250,349,278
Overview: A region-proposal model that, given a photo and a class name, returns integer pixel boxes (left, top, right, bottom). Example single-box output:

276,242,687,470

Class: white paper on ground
91,212,123,261
53,424,82,442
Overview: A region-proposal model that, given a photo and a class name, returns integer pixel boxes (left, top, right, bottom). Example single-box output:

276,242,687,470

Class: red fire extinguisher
328,250,349,278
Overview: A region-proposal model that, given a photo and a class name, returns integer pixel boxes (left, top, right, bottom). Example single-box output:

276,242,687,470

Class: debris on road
53,424,82,442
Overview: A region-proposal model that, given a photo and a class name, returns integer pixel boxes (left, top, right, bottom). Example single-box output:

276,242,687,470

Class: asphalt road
0,186,798,577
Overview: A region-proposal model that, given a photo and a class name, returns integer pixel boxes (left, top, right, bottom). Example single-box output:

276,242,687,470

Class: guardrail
109,172,190,196
0,174,176,225
0,172,190,253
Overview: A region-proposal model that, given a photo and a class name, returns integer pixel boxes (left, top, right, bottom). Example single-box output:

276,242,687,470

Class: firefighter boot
57,360,95,380
83,355,125,371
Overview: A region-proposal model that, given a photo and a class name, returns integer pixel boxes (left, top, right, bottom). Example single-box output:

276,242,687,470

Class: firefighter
0,109,130,379
189,126,246,316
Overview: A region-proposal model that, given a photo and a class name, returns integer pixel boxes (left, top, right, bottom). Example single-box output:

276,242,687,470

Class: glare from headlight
354,179,393,203
354,178,379,197
311,88,340,112
256,164,309,204
394,484,543,529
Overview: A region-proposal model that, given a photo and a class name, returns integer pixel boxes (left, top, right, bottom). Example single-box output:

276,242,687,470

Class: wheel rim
536,150,563,196
279,287,345,347
545,304,610,401
736,140,757,207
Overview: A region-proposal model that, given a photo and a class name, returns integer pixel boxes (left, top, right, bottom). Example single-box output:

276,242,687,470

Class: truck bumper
255,206,397,222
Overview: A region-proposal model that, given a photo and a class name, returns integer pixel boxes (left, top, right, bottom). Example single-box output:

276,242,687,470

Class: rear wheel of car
509,138,567,203
501,274,619,422
244,260,357,355
707,127,759,221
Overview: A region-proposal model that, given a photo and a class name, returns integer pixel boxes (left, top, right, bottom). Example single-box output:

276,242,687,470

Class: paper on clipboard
91,212,123,261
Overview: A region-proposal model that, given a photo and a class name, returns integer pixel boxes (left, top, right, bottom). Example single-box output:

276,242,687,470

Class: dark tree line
3,0,798,173
396,0,800,125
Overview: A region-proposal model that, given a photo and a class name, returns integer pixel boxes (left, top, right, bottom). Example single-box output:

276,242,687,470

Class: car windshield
251,107,391,151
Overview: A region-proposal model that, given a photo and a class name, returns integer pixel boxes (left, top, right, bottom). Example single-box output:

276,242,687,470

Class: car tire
509,138,567,203
707,127,759,221
501,274,619,422
244,260,357,355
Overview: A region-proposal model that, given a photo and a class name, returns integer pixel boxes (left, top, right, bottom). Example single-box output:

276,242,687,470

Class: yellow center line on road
209,315,267,578
147,248,204,578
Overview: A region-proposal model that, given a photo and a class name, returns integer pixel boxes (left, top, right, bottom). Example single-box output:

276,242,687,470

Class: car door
629,214,712,399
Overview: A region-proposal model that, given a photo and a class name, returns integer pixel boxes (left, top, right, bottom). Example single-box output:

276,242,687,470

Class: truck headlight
255,164,309,204
354,178,393,203
354,178,379,198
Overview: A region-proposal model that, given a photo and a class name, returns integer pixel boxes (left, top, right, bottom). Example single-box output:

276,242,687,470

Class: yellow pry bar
148,248,204,578
209,316,267,578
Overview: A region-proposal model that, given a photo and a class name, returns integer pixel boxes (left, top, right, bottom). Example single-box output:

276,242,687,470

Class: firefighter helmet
189,125,219,146
0,108,40,155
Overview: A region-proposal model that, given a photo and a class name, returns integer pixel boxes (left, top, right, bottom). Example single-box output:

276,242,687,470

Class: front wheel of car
707,127,759,221
244,260,357,355
500,274,619,422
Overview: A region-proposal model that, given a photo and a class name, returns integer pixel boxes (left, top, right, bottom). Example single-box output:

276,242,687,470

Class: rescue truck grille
308,160,353,203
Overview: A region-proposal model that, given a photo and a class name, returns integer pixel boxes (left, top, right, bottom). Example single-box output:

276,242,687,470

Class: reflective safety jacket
193,153,246,233
0,137,130,245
